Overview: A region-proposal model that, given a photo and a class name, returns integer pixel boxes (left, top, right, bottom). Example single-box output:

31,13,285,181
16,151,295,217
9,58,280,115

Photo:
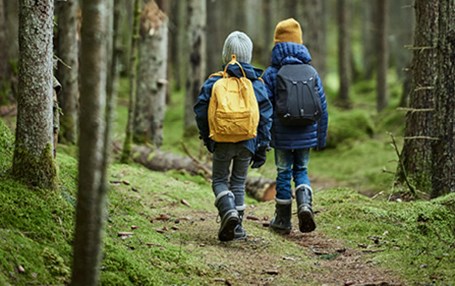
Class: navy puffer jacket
262,42,328,150
194,62,273,154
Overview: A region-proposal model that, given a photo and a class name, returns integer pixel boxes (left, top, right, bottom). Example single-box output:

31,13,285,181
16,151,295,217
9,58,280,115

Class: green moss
11,143,58,190
326,109,375,148
316,189,455,285
0,119,14,173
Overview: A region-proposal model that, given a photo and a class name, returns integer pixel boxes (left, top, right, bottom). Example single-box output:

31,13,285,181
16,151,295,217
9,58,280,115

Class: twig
388,133,416,195
396,107,434,113
403,136,440,141
180,142,212,180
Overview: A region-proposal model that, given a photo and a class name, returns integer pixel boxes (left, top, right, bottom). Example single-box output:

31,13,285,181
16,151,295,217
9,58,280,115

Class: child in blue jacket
262,18,329,234
194,31,273,241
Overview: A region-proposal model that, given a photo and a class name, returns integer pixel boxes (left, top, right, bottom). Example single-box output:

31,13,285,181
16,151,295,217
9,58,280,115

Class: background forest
0,0,454,285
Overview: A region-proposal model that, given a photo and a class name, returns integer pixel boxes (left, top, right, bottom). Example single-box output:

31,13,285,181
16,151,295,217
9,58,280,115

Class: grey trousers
212,143,252,209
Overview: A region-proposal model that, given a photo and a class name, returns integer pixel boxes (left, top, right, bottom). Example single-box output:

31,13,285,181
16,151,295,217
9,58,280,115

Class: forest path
174,205,403,286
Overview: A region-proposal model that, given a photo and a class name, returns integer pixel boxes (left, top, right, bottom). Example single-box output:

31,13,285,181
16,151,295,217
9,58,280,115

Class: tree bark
56,0,80,144
121,0,141,162
129,144,277,202
337,0,351,108
302,0,326,79
361,0,376,80
184,0,206,135
431,0,454,197
206,0,223,74
397,0,439,194
134,0,168,147
71,0,110,284
261,0,274,65
12,0,56,189
0,0,7,88
376,0,389,112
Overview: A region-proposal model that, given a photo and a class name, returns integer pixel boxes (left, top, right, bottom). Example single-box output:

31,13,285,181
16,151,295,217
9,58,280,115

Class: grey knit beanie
222,31,253,64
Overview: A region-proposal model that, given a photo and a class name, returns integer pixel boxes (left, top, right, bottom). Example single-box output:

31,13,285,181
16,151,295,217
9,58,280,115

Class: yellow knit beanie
274,18,303,44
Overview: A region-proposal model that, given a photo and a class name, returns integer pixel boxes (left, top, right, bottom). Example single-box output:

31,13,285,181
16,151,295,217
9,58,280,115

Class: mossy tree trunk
121,0,141,162
431,0,454,197
56,0,80,145
184,0,206,136
302,0,326,79
12,0,57,190
133,0,168,147
71,0,111,284
337,0,351,108
397,0,439,195
376,0,389,112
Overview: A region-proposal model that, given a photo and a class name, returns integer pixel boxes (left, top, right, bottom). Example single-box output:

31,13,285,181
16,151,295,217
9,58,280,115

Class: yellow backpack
208,55,260,143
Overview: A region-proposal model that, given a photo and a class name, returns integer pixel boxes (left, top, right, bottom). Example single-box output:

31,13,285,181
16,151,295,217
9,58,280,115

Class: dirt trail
179,208,403,286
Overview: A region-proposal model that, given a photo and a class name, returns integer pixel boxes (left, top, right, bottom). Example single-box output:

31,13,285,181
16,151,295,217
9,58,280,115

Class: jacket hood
271,42,312,67
223,62,263,80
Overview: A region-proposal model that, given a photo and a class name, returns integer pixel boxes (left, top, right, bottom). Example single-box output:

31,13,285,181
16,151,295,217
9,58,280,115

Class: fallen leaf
171,226,179,231
262,222,270,227
264,269,279,275
122,180,130,185
181,199,191,207
131,225,139,230
156,226,168,234
117,232,133,239
17,265,25,273
246,215,260,221
155,214,171,221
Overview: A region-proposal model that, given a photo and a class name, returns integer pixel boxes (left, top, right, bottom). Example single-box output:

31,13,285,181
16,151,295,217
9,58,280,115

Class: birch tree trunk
71,0,110,284
12,0,56,189
337,0,351,108
431,0,455,197
396,0,438,194
184,0,206,135
56,0,79,144
134,0,168,147
376,0,389,112
302,0,326,79
121,0,141,162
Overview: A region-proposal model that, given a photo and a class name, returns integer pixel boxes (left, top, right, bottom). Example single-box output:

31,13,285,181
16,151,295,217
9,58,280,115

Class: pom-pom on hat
222,31,253,64
274,18,303,44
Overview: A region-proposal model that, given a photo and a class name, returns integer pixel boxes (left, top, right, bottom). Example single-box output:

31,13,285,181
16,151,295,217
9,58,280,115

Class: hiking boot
270,199,292,235
295,185,316,233
234,209,247,240
215,191,240,241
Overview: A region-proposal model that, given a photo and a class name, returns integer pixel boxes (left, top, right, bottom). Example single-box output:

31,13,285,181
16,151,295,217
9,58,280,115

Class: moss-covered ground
0,73,454,285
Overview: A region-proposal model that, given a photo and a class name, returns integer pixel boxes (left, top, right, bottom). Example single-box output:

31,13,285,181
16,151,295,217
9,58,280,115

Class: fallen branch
114,142,276,201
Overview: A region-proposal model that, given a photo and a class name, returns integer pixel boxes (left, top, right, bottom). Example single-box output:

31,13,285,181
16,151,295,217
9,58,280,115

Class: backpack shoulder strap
209,71,224,78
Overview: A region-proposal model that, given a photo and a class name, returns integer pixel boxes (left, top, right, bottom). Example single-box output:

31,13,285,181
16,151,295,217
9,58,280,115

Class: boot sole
218,213,240,242
298,208,316,233
270,225,292,235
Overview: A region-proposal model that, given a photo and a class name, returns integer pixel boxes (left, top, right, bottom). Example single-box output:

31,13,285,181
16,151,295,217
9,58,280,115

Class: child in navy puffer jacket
194,31,273,241
262,18,328,235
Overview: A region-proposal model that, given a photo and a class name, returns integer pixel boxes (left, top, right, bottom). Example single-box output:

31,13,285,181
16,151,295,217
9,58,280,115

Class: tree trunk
361,0,376,80
169,0,186,91
206,0,223,74
128,144,277,202
56,0,80,145
71,0,110,284
134,0,168,147
337,0,351,108
397,0,439,194
0,0,7,88
4,0,19,98
12,0,56,189
121,0,141,162
261,0,274,65
184,0,206,136
431,0,454,197
302,0,326,79
376,0,389,112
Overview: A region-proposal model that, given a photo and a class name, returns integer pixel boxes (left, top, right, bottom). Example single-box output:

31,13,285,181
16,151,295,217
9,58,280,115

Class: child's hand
250,147,267,169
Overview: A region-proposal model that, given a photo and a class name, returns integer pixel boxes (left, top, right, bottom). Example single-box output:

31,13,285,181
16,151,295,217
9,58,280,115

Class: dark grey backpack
275,64,322,126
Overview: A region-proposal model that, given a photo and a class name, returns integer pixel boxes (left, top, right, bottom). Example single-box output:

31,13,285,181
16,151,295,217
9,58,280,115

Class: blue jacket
194,62,273,154
262,42,328,150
